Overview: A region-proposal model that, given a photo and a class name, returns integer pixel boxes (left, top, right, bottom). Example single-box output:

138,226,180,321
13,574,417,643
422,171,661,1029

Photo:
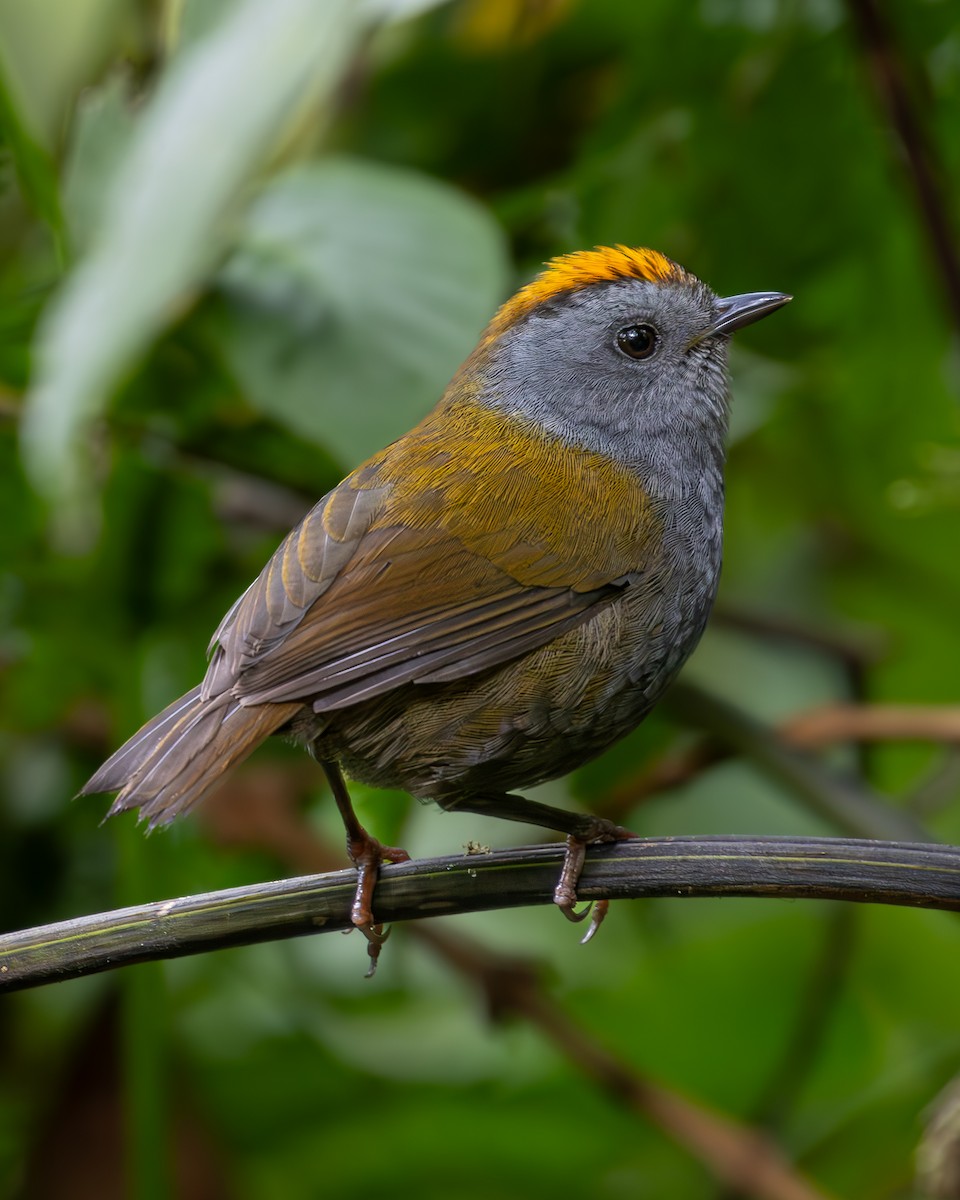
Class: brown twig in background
713,608,884,698
782,703,960,747
419,923,833,1200
602,699,960,821
616,684,932,843
846,0,960,333
599,737,725,813
712,606,883,781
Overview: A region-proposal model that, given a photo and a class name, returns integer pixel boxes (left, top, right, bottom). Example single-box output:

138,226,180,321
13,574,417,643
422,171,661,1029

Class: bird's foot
553,822,634,944
346,829,410,977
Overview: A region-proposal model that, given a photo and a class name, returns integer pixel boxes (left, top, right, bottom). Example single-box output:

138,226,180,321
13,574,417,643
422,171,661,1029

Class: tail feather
81,686,206,796
81,686,299,828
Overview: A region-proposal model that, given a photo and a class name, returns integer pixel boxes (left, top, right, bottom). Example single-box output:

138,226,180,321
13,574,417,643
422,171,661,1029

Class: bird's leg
444,791,634,942
320,759,410,976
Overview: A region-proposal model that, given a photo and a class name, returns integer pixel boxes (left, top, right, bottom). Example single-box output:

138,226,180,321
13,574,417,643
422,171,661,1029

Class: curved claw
362,923,391,978
579,899,609,944
557,897,594,924
341,921,392,978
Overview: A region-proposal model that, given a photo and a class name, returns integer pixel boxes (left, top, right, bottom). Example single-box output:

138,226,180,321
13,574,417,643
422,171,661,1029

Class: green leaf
210,157,510,465
60,72,138,254
0,0,128,149
20,0,367,526
0,54,65,253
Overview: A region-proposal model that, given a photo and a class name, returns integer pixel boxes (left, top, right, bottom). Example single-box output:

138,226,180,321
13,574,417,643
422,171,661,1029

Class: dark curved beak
707,290,792,338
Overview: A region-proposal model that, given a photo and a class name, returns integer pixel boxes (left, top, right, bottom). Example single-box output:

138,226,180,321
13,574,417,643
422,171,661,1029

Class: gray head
464,246,789,474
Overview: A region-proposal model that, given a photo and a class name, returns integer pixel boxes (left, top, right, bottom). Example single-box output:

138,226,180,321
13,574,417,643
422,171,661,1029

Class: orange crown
486,245,690,341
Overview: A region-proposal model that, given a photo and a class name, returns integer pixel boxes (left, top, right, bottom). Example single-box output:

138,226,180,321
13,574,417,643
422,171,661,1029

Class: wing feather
201,417,660,713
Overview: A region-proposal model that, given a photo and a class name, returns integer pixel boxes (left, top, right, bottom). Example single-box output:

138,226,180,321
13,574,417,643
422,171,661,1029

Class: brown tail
80,686,300,829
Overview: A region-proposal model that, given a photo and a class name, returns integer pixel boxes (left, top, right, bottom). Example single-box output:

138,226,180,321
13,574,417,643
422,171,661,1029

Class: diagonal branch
603,700,960,813
846,0,960,332
3,834,960,993
419,923,834,1200
664,683,932,842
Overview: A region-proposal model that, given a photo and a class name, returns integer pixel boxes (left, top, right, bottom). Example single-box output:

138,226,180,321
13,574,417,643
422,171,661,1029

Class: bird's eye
616,324,658,360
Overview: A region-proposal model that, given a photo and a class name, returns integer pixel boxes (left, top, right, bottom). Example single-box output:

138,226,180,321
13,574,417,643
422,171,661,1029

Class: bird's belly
310,573,716,802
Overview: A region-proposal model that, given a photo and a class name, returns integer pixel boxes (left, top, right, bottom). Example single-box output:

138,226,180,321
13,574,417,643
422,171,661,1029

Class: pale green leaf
210,157,509,465
21,0,366,521
60,72,138,252
0,0,128,147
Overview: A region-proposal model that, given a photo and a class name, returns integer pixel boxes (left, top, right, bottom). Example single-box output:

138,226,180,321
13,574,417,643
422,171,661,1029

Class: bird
81,244,790,971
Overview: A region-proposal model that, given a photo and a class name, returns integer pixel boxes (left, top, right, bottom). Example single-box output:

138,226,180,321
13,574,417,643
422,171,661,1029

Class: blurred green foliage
2,0,960,1197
